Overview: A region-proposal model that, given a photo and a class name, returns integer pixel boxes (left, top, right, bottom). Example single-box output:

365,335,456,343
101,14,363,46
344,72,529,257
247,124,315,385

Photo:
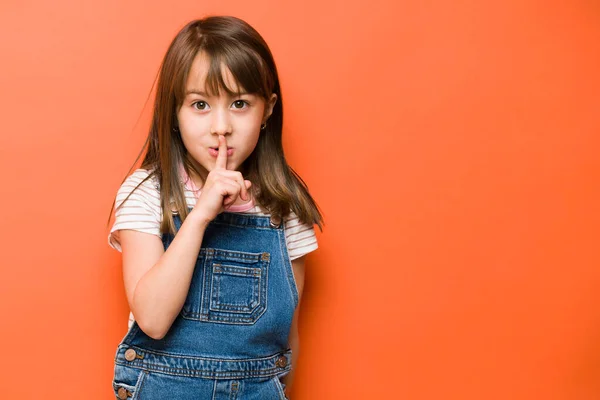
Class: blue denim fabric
112,211,298,399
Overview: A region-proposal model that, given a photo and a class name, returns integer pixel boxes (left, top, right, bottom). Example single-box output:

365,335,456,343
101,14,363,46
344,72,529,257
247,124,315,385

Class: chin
228,162,241,171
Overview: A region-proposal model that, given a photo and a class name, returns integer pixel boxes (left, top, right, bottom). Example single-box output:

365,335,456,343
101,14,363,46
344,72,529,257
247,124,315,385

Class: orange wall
1,1,599,398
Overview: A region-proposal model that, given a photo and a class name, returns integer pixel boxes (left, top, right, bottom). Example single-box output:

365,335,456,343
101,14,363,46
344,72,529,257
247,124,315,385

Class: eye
192,101,208,110
232,100,249,109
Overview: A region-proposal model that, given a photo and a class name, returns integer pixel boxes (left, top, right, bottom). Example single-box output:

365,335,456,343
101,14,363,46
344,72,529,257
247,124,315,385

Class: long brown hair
109,16,323,235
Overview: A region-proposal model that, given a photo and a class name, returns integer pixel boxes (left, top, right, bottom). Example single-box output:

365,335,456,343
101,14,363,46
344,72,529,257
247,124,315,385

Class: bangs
199,39,273,98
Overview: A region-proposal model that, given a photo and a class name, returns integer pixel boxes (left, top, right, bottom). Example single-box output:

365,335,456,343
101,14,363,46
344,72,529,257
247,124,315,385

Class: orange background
1,1,599,398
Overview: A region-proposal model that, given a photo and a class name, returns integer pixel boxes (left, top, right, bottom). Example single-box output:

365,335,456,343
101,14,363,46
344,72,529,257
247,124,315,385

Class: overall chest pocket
182,248,270,325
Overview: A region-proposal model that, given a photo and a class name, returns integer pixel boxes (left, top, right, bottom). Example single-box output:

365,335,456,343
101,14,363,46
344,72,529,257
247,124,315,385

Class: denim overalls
112,210,298,400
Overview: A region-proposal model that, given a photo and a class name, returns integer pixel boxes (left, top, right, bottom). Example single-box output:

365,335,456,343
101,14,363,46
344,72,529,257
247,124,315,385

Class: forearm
132,210,209,339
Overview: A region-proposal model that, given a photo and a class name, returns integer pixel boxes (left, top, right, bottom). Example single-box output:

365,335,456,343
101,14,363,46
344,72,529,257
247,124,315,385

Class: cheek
242,135,261,160
239,126,260,145
178,129,208,159
178,115,207,142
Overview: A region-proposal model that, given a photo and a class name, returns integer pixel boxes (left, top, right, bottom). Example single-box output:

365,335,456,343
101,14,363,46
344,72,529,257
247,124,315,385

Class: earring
260,122,267,130
172,126,179,133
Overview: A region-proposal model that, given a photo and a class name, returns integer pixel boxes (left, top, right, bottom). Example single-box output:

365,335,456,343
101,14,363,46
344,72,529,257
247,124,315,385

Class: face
177,51,277,181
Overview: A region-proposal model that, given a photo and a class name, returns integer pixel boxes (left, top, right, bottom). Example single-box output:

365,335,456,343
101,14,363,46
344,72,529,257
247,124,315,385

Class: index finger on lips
215,135,228,170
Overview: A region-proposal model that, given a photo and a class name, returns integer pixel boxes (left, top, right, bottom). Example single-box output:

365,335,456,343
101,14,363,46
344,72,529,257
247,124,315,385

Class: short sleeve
108,169,162,252
283,212,318,261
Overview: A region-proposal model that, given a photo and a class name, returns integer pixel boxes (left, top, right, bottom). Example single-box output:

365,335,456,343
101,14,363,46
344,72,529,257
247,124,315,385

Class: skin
118,51,304,396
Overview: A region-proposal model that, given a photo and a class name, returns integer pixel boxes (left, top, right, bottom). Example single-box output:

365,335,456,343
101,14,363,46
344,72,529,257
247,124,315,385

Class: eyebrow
185,89,250,97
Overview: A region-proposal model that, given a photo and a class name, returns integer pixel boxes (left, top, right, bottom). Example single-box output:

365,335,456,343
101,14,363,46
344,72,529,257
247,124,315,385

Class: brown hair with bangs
110,16,323,235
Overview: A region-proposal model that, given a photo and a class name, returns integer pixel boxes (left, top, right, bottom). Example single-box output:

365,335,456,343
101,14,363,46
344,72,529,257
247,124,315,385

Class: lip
208,147,234,157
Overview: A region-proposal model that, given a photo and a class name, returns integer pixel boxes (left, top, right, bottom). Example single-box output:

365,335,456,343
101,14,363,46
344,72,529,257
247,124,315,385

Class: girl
107,16,323,400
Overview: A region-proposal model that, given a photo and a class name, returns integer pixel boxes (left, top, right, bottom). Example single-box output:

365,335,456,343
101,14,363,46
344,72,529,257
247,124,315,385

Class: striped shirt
108,169,318,260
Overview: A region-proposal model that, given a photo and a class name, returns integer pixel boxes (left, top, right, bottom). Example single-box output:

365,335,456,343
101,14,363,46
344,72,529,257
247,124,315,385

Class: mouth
208,147,234,157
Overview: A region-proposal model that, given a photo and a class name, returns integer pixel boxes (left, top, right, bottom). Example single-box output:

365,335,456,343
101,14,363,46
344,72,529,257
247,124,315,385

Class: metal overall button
275,355,288,368
124,348,137,362
269,217,281,228
116,386,131,399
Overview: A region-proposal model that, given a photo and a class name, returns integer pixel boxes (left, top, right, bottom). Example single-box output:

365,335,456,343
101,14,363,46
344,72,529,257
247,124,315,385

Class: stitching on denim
199,251,207,318
112,380,136,391
130,370,147,400
198,248,267,262
181,307,267,324
211,378,218,400
211,212,275,228
115,349,292,379
120,345,290,362
210,220,273,230
183,252,269,325
116,360,290,379
211,264,220,311
277,225,299,308
273,376,287,400
213,264,262,276
212,250,264,262
209,265,261,314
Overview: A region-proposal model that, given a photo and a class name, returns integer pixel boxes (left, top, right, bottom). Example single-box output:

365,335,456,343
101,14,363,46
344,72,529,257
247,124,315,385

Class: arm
120,210,210,339
283,255,306,397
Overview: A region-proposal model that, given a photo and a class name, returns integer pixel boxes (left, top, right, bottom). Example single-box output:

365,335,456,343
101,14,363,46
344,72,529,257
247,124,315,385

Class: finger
215,135,228,170
234,175,249,201
223,192,239,207
241,180,251,201
215,170,251,201
217,179,241,206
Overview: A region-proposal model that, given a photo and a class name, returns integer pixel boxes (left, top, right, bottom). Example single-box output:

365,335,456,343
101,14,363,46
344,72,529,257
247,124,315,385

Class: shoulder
115,169,161,208
109,169,162,252
283,211,318,261
118,169,159,194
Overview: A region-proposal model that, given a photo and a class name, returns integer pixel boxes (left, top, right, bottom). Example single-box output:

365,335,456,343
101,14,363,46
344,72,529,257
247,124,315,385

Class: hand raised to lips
192,135,253,223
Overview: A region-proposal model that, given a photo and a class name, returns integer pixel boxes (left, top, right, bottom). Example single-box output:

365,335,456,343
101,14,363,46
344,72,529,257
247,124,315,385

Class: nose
210,107,232,136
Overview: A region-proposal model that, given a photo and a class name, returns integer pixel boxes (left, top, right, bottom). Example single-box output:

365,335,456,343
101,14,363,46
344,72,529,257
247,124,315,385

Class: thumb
244,180,252,190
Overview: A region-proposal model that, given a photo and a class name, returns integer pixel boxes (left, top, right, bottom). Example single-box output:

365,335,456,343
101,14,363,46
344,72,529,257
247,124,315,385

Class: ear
262,93,278,123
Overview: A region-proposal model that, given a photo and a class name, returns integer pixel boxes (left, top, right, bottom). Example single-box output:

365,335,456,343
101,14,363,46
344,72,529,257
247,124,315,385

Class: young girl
107,16,322,400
